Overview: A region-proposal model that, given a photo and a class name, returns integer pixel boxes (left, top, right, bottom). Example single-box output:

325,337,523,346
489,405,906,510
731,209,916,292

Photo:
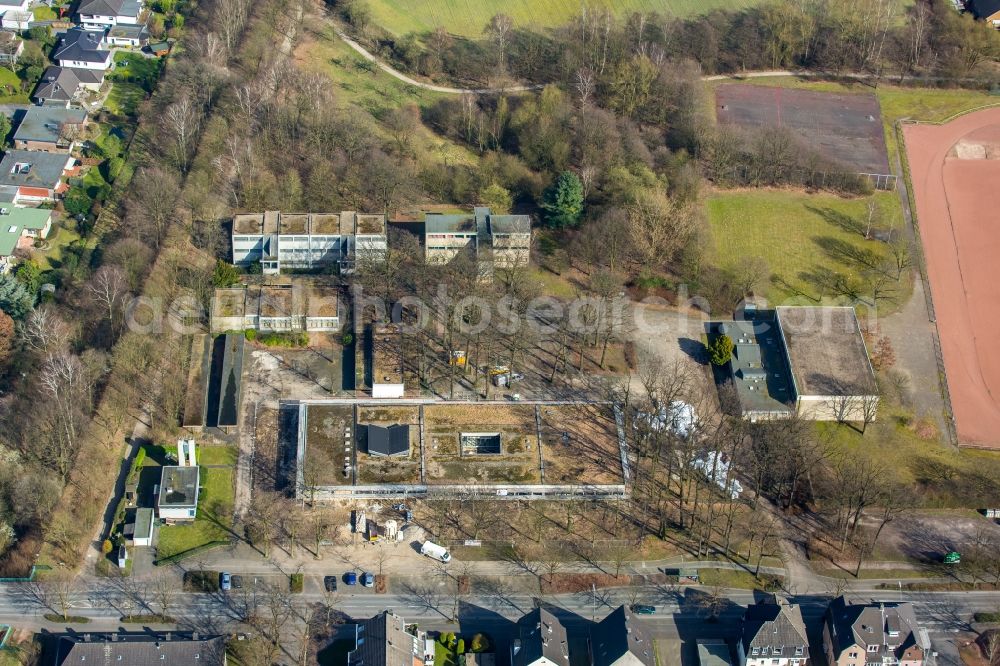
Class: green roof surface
0,202,51,256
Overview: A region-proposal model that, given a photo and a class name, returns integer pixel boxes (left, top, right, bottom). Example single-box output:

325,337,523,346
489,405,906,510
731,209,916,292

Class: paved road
0,581,990,666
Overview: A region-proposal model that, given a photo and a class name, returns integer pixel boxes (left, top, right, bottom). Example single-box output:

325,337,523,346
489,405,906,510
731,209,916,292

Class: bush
708,334,734,366
101,539,113,554
470,634,490,653
290,572,304,593
212,260,241,288
256,331,308,348
975,612,1000,623
342,332,354,345
456,639,465,655
244,329,257,342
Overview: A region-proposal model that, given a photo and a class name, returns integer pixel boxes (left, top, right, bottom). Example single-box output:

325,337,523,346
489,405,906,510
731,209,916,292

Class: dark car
361,572,374,588
231,575,243,590
344,571,358,585
220,572,232,591
630,604,656,615
324,576,338,592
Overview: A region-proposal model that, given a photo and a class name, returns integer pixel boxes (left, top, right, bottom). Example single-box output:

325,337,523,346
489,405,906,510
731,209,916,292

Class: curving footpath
333,28,839,95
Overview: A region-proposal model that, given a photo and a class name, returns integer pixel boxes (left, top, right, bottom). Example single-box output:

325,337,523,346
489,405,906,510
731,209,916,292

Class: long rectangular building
232,211,386,274
424,207,531,270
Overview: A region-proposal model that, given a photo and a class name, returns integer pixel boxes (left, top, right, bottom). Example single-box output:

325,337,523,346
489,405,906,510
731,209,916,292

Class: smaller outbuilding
366,424,410,457
124,507,154,546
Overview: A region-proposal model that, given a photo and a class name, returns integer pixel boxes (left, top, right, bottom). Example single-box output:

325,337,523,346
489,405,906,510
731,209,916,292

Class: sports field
716,84,891,176
365,0,764,37
903,108,1000,448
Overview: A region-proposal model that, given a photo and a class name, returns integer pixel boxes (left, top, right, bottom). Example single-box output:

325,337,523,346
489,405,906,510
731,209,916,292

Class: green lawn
696,568,781,590
155,466,235,559
0,66,28,104
706,189,911,312
105,82,144,116
34,221,81,272
32,5,57,19
366,0,766,37
109,51,163,91
297,24,479,166
196,446,237,466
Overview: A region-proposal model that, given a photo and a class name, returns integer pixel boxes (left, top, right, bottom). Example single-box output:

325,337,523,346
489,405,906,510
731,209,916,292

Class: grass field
366,0,765,37
156,466,235,559
294,22,486,167
34,221,81,272
32,5,57,19
706,189,911,311
105,82,144,116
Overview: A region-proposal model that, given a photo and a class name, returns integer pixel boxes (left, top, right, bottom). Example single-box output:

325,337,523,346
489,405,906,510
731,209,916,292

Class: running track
904,108,1000,447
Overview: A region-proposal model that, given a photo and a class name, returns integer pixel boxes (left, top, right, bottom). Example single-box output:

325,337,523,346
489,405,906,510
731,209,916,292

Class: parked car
344,571,358,585
361,572,374,588
630,604,656,615
231,575,243,590
220,572,232,591
324,576,338,592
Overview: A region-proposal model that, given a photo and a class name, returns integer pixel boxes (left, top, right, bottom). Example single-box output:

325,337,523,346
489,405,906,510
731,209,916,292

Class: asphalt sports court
716,84,892,175
904,108,1000,448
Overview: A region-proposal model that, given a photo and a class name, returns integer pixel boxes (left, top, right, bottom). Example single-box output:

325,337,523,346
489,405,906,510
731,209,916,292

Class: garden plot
356,405,421,485
538,404,624,485
305,404,355,486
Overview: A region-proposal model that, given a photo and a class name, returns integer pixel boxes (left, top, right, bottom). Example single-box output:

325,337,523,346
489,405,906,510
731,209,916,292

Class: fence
304,483,629,501
723,165,893,192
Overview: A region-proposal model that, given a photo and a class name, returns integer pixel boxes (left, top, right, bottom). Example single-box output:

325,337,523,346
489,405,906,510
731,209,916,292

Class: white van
420,540,452,563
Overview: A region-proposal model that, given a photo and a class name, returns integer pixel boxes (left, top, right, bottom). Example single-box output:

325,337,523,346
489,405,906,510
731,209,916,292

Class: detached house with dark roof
13,106,88,152
77,0,143,28
967,0,1000,27
738,597,810,666
0,149,78,202
512,608,572,666
590,606,656,666
33,66,104,107
52,27,112,70
823,598,925,666
347,611,427,666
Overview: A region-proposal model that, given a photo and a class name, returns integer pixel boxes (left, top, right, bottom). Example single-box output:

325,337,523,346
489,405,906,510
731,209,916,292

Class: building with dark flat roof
12,106,87,152
709,315,794,422
54,632,226,666
157,465,199,522
366,424,410,457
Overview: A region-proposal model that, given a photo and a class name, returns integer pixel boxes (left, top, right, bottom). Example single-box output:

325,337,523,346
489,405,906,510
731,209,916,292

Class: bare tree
151,572,177,619
163,96,203,174
87,266,130,338
21,307,71,359
485,14,514,71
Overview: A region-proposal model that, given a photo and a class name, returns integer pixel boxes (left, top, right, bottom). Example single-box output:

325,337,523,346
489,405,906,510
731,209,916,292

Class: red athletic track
904,108,1000,448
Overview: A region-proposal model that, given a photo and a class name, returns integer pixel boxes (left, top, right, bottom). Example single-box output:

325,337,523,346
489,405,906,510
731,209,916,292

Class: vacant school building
231,210,387,274
710,306,879,422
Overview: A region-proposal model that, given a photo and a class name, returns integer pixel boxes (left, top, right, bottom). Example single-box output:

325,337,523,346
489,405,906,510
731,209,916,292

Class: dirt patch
538,404,623,485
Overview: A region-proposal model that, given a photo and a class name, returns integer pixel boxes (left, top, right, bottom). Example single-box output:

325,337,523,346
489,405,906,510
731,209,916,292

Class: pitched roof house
967,0,1000,25
0,150,77,202
347,611,426,666
52,28,112,70
590,606,656,666
12,106,88,152
0,200,52,274
513,608,572,666
33,66,104,107
54,632,226,666
739,597,810,666
823,598,924,666
77,0,143,27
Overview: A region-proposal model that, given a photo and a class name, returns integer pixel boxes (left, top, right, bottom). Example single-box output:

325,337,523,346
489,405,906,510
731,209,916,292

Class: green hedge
290,573,304,593
975,612,1000,623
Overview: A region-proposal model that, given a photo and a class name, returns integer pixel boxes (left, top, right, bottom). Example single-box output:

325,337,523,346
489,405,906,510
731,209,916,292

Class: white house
156,439,200,522
52,28,112,70
0,0,30,15
738,598,810,666
126,507,154,546
77,0,142,27
0,10,29,32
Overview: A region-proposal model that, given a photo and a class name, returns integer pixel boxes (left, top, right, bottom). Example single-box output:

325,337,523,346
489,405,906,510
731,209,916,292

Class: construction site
289,400,629,500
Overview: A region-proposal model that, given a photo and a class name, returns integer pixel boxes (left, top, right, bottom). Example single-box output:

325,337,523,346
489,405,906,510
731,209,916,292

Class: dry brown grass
357,406,420,424
539,404,623,485
424,404,536,427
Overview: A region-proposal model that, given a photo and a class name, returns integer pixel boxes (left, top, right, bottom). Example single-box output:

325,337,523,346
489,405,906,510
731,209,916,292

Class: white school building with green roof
0,201,52,273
